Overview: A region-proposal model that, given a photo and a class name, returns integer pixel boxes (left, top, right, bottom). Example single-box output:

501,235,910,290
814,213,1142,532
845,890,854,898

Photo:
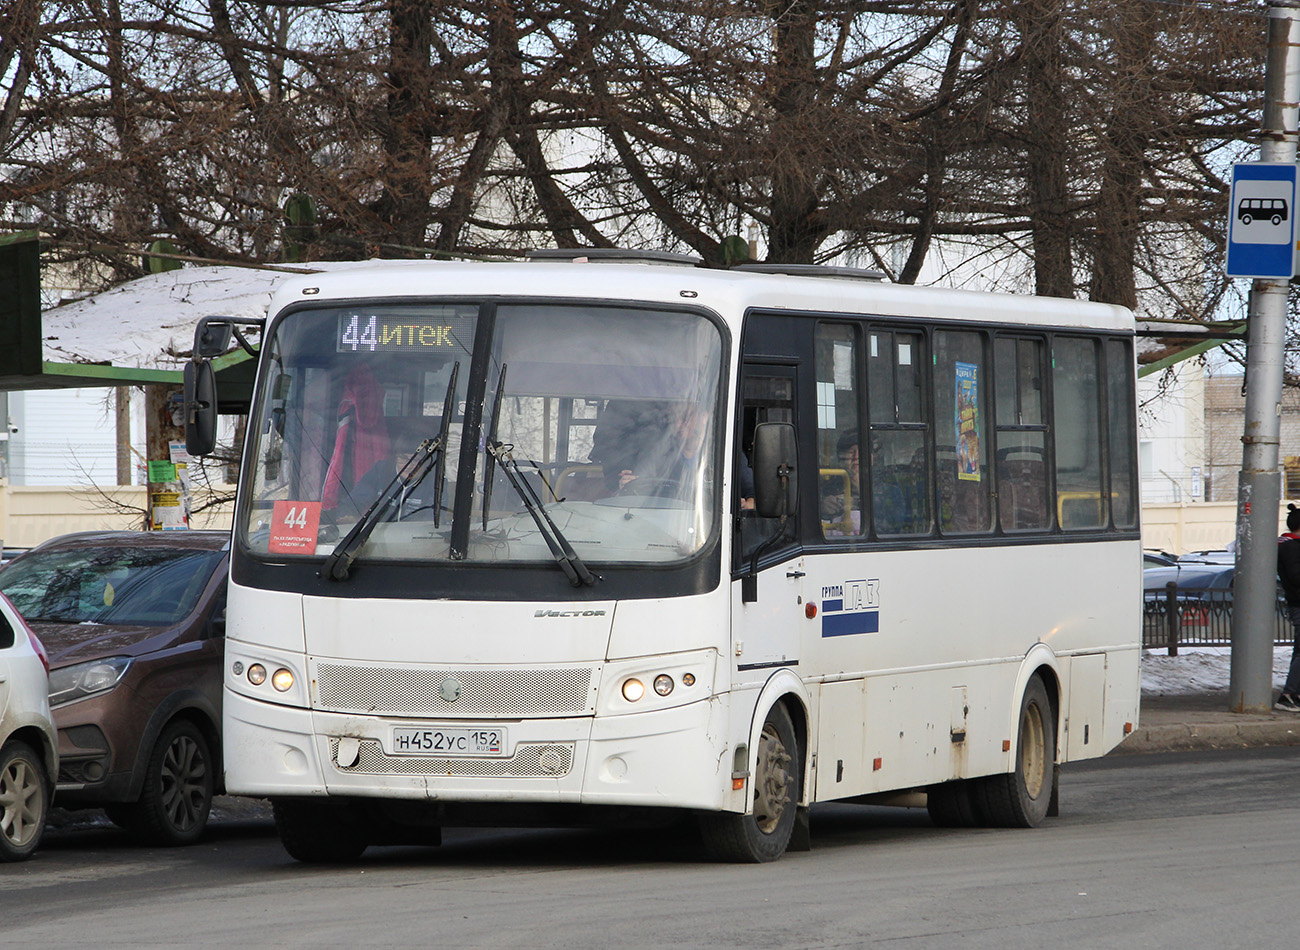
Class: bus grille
329,738,574,778
313,664,595,717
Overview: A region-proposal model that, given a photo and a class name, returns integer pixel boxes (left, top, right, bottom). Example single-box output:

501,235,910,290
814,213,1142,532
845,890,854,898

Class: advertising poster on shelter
955,361,980,482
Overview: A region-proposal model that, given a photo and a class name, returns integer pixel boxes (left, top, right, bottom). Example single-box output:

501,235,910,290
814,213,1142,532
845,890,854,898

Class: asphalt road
4,747,1298,949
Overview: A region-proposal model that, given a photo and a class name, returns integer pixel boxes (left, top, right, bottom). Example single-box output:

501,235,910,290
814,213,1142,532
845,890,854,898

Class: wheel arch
746,669,811,810
5,725,57,787
126,689,223,800
1008,644,1062,765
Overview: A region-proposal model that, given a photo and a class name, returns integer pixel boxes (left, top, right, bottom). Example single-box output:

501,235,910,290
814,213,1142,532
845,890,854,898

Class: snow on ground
1141,645,1297,695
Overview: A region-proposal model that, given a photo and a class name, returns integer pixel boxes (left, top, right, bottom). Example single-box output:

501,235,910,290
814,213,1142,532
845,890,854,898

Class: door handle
786,570,806,579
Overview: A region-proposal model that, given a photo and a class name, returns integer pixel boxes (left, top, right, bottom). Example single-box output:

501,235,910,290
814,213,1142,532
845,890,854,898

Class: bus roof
265,258,1136,334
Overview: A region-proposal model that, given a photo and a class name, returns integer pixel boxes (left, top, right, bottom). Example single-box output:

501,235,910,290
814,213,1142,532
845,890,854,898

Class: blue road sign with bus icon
1227,162,1297,279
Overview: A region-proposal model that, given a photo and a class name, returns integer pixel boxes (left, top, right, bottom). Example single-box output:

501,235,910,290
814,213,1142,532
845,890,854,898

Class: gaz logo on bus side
820,579,880,638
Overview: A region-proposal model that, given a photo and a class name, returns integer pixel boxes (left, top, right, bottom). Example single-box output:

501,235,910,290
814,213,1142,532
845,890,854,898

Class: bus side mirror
184,360,219,456
196,322,233,358
752,422,798,519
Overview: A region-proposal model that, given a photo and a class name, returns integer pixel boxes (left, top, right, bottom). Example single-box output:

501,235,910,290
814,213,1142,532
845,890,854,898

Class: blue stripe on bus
823,598,843,612
822,610,879,637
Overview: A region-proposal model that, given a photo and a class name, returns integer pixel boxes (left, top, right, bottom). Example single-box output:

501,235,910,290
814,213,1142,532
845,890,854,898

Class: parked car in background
0,592,56,862
0,531,229,845
1142,558,1236,599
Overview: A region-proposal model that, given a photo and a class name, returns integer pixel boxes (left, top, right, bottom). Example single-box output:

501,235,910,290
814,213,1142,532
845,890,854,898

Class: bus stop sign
1226,162,1297,279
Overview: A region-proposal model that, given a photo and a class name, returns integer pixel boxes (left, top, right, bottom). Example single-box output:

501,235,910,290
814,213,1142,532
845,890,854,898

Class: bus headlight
247,663,267,686
272,668,295,692
622,678,645,702
653,674,674,697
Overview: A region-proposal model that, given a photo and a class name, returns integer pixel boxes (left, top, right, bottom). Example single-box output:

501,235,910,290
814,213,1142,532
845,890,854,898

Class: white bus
186,250,1141,863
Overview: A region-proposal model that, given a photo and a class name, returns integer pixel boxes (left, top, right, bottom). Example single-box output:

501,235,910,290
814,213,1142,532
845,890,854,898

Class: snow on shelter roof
2,260,383,392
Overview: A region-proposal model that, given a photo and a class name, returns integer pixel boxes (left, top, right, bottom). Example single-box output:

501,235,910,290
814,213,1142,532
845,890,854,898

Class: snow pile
1141,645,1296,696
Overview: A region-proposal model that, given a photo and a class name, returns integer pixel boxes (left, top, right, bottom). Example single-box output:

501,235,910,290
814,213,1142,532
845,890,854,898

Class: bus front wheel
273,799,369,863
976,676,1055,828
699,702,801,863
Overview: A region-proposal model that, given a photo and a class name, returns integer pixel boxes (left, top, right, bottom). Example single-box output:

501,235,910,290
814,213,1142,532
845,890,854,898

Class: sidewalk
1115,690,1300,754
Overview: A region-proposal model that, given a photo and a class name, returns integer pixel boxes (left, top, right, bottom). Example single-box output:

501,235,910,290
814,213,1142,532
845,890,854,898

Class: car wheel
273,799,369,863
0,740,50,862
125,719,215,846
698,702,800,862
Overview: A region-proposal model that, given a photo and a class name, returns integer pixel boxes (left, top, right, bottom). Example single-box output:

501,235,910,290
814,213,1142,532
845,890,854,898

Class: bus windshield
239,301,724,569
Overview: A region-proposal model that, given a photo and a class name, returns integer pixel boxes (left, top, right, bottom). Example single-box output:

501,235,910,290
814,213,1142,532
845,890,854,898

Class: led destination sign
336,310,476,353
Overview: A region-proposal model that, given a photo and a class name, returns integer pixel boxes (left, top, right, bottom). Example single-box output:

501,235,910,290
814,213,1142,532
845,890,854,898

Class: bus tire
926,779,984,828
273,799,369,863
977,676,1055,828
699,702,800,863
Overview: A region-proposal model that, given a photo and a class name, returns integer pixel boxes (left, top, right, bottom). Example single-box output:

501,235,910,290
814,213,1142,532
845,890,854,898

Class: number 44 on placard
268,500,322,554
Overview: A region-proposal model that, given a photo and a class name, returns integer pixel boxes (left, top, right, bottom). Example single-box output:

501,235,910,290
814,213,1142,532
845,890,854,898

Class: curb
1114,720,1300,754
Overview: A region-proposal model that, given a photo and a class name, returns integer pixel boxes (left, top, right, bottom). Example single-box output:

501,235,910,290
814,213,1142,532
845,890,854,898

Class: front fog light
622,678,645,702
272,668,295,692
653,674,675,696
247,663,267,686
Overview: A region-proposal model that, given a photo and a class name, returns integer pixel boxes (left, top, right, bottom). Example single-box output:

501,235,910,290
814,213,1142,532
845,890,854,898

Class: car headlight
49,656,133,707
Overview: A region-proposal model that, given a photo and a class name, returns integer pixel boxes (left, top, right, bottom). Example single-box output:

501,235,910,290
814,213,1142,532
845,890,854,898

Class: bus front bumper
222,687,731,812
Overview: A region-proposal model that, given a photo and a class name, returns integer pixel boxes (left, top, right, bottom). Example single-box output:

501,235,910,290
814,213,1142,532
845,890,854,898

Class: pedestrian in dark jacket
1275,504,1300,712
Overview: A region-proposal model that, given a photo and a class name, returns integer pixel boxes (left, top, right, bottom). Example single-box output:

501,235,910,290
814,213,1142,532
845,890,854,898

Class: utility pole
1230,2,1300,713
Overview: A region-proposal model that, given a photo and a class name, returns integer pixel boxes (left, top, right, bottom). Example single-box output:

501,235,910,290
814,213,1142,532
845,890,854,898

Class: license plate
390,726,506,756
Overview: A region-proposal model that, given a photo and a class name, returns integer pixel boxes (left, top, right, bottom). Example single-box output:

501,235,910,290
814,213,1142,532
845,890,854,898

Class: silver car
0,592,57,861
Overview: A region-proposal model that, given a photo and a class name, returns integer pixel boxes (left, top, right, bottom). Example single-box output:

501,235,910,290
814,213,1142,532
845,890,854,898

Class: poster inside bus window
955,361,980,482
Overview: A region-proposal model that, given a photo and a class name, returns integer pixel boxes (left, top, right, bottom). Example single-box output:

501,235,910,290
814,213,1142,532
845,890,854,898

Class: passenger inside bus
321,364,390,513
821,430,861,536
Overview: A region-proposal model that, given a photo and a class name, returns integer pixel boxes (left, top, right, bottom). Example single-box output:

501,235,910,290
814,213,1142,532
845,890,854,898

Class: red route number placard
269,500,322,554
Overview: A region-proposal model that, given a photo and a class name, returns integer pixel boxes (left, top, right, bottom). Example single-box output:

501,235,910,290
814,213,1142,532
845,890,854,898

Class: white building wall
1137,361,1207,505
8,388,129,486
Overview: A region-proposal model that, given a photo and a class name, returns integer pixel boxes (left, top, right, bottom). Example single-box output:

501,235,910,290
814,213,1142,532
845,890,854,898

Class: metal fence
1142,584,1295,653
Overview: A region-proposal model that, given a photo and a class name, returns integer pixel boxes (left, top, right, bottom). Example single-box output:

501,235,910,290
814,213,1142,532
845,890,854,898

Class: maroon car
0,530,229,845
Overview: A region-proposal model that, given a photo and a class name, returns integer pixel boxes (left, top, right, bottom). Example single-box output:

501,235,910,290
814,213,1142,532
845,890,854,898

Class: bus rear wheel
699,702,800,863
273,799,369,863
926,779,984,827
976,676,1055,828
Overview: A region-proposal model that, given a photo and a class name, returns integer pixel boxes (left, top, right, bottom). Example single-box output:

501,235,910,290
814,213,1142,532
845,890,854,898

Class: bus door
733,364,805,669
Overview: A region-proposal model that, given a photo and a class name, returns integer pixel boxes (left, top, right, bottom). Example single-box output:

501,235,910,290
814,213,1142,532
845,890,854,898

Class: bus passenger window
815,324,863,539
934,330,992,534
868,330,930,537
1107,340,1138,529
1053,337,1104,529
994,337,1049,532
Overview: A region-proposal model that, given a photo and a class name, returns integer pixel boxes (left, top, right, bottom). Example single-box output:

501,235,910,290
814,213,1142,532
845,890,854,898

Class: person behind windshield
344,420,437,521
615,403,710,499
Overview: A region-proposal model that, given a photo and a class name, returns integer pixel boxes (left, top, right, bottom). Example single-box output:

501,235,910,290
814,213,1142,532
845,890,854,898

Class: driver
617,403,710,497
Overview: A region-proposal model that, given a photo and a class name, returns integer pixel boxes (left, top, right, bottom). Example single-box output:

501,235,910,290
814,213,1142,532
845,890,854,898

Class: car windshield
0,546,224,626
239,301,724,569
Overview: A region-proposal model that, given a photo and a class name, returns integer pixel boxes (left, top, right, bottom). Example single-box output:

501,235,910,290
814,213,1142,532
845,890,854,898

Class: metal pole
1230,1,1300,713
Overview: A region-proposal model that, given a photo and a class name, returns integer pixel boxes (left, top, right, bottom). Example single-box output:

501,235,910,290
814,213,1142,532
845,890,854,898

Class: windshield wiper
322,364,459,581
482,366,596,588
